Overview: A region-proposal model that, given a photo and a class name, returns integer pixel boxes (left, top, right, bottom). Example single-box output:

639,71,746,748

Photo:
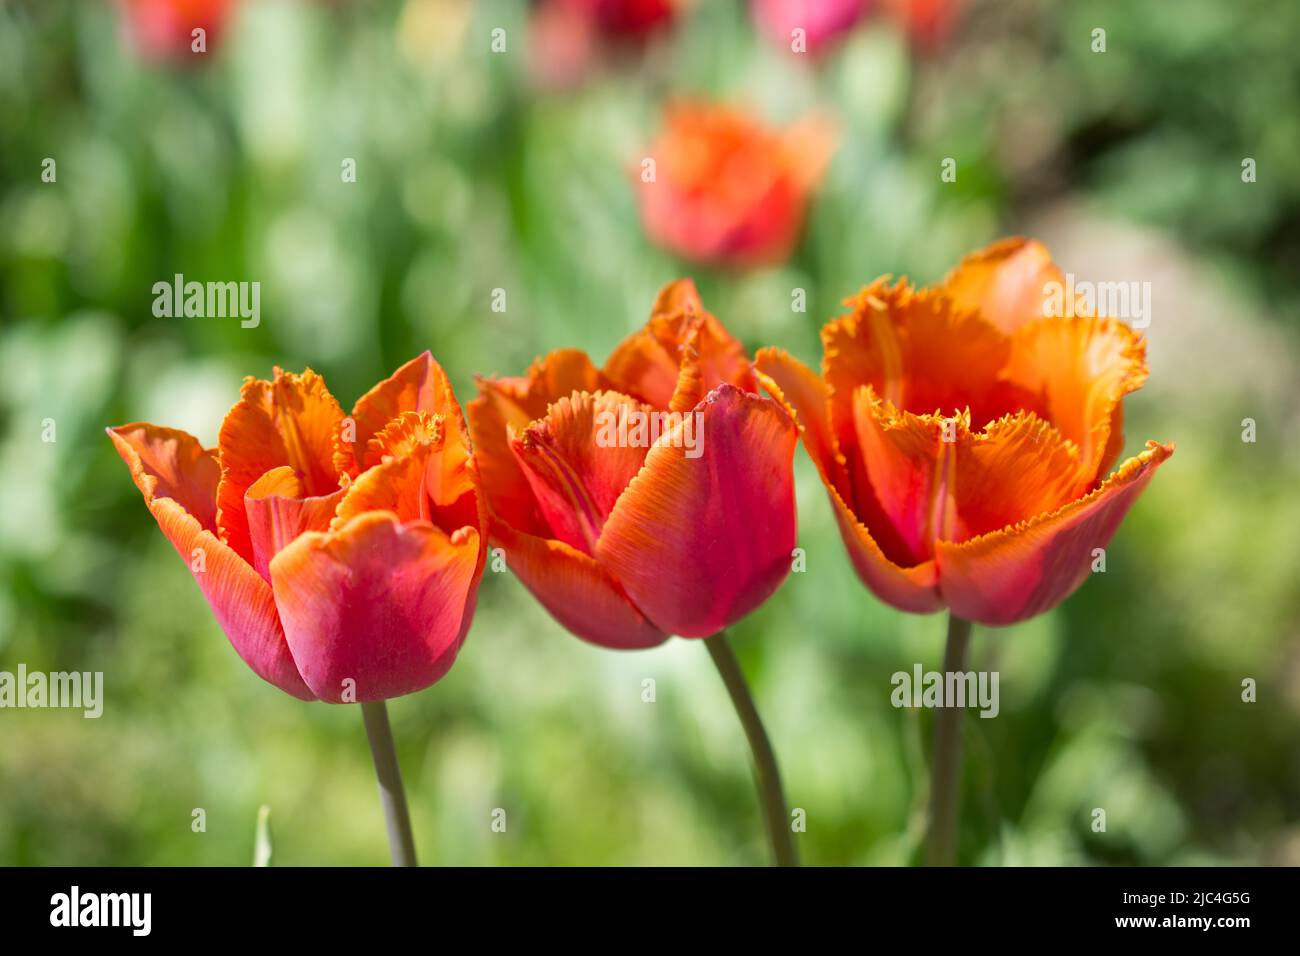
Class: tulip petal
753,346,849,495
605,287,757,411
649,277,705,318
823,279,1046,525
603,318,688,409
269,512,480,702
331,411,483,548
944,411,1083,544
468,349,609,536
336,351,471,479
108,424,314,700
942,236,1066,333
851,388,948,565
244,466,345,583
824,278,1040,436
493,519,666,649
1005,315,1148,489
509,391,655,555
759,350,942,609
215,368,345,565
935,441,1173,626
596,384,797,638
823,477,944,614
850,393,1085,562
667,311,761,413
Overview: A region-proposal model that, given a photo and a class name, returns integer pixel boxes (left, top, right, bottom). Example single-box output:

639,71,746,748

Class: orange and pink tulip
756,238,1173,627
469,280,799,646
108,353,487,703
637,103,836,269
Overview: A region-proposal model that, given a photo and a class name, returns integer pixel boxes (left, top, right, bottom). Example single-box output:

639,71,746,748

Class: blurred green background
2,0,1299,866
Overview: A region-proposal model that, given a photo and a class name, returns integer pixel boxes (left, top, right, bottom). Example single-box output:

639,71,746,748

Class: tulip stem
361,700,419,867
704,632,798,867
925,614,974,866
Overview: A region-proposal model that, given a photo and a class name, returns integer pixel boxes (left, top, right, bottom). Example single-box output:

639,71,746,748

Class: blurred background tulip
637,101,836,268
117,0,237,60
752,0,871,58
529,0,678,88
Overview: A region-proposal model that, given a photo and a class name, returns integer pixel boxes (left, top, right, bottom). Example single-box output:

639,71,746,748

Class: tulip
884,0,963,50
637,102,836,269
118,0,237,60
529,0,678,89
108,352,487,865
469,281,800,864
752,0,871,58
751,0,962,58
755,237,1172,863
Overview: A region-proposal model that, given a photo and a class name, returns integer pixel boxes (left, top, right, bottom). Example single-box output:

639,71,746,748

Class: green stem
925,614,974,866
361,700,418,867
704,632,798,867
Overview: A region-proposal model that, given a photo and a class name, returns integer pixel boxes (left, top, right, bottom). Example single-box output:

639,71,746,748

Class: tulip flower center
508,391,655,557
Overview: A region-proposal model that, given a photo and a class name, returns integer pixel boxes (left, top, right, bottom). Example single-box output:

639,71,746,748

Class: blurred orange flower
108,354,487,702
637,102,836,269
756,238,1173,626
469,280,798,646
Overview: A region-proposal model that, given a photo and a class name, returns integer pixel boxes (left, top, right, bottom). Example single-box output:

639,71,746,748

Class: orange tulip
468,280,799,646
756,238,1173,626
637,102,836,269
108,353,487,703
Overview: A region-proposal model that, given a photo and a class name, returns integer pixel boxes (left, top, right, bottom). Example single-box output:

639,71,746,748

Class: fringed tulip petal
936,441,1174,626
270,512,481,703
468,349,610,536
850,388,949,564
650,277,705,318
1006,315,1148,489
824,475,944,613
942,236,1065,334
215,368,345,565
945,411,1083,543
494,519,667,649
604,320,690,409
596,384,797,637
753,346,847,494
107,424,315,700
606,282,757,410
334,352,468,478
244,466,345,583
824,279,1041,439
508,391,655,555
